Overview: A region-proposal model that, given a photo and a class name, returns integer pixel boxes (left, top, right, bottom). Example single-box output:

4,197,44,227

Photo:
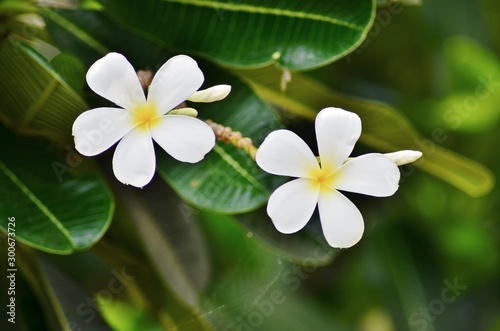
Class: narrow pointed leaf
0,127,114,254
50,52,86,93
28,253,113,330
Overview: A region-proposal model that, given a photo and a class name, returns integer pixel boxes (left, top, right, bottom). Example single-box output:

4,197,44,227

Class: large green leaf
236,66,494,197
0,38,88,144
98,0,375,70
236,208,337,266
0,126,114,254
157,70,285,213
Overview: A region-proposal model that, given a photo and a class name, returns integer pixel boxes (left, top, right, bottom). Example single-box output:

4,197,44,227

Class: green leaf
434,92,500,132
0,127,114,254
377,0,421,7
157,70,285,213
199,211,344,330
50,52,85,93
236,208,337,266
112,178,211,308
98,0,375,70
30,253,113,331
0,38,88,144
0,0,38,17
44,8,174,68
236,66,495,197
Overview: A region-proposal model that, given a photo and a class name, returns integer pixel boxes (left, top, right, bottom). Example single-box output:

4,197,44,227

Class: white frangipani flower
256,107,417,248
73,53,230,188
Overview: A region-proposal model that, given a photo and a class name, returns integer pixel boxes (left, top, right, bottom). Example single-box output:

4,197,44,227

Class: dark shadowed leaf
157,71,285,213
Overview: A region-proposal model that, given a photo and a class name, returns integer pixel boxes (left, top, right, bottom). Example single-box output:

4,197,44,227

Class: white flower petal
384,150,422,166
187,84,231,103
267,178,319,234
148,55,204,115
317,189,364,248
112,129,156,187
256,129,320,178
334,153,400,197
315,107,361,171
86,53,146,109
150,115,215,163
72,107,135,156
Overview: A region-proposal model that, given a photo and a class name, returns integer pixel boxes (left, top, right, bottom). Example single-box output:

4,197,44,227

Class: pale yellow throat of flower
131,102,161,130
308,164,337,192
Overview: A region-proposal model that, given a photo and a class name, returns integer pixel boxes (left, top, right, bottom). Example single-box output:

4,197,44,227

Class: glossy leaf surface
0,127,113,254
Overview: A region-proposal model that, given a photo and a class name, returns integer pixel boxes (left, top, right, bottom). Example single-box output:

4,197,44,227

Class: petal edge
112,129,156,187
315,107,361,171
267,178,319,234
86,53,146,109
72,107,135,156
150,115,215,163
318,189,364,248
148,55,204,115
256,129,319,178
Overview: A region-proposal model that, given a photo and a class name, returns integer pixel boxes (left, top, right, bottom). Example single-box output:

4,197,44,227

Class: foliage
0,0,499,330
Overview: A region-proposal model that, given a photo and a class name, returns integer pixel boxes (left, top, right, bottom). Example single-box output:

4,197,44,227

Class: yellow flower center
131,102,161,131
309,165,337,191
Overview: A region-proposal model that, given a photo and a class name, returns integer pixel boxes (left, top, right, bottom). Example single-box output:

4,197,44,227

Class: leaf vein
0,160,74,245
162,0,365,31
213,144,267,193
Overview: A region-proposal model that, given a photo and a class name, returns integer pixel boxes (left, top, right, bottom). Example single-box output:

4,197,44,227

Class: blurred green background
1,0,500,330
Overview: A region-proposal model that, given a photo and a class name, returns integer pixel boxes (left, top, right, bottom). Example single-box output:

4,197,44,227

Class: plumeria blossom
72,53,230,188
256,107,421,248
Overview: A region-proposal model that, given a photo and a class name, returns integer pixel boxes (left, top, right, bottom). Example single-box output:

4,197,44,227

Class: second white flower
256,107,402,248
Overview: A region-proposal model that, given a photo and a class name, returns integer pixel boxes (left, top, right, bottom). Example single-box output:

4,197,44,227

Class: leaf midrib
45,9,109,54
163,0,365,31
0,160,74,245
213,144,267,194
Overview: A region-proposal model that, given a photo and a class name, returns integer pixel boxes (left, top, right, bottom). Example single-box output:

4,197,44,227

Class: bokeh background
1,0,500,330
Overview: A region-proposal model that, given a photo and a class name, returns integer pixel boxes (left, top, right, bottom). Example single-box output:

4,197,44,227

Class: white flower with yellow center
256,107,421,248
72,53,230,188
